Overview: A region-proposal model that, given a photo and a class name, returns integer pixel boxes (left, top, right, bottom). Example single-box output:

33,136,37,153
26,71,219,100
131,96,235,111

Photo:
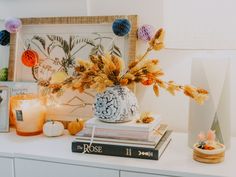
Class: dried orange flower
194,93,208,105
207,130,216,142
156,79,166,88
198,132,206,142
149,28,165,51
184,85,196,98
136,112,154,124
120,79,129,86
166,81,180,95
128,59,139,69
183,85,208,104
153,84,159,96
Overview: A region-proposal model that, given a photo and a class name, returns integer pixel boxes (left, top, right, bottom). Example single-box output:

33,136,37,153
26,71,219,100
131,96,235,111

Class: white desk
0,129,234,177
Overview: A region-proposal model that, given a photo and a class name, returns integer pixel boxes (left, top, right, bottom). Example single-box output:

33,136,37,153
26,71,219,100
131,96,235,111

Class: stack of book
72,115,172,160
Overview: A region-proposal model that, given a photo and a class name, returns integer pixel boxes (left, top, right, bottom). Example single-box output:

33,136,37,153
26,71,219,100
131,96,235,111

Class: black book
72,130,172,160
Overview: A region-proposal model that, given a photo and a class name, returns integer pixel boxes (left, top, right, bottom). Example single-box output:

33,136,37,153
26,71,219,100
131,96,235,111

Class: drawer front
121,171,174,177
0,157,14,177
15,158,119,177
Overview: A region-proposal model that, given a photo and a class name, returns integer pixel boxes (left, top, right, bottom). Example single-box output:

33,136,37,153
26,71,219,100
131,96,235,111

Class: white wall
0,0,235,136
163,0,236,49
0,0,88,18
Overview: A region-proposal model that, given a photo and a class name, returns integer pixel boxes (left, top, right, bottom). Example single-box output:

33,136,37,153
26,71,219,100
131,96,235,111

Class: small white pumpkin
43,121,64,137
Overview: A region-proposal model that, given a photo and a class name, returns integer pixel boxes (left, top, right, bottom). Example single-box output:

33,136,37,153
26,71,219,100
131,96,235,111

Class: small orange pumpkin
21,49,39,67
68,119,84,135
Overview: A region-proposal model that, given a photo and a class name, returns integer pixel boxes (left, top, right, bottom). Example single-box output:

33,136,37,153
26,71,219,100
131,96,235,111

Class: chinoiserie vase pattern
94,86,139,123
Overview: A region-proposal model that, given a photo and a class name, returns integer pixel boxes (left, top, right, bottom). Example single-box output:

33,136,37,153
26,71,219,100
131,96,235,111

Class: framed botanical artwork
0,86,10,132
8,15,137,121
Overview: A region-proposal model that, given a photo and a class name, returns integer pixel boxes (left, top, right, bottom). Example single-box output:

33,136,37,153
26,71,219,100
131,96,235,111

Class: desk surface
0,129,234,177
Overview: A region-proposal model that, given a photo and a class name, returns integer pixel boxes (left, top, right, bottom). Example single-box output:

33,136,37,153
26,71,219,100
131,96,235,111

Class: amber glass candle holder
11,94,46,136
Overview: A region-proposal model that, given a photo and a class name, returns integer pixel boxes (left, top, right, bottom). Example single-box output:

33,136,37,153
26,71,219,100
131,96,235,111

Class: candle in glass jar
11,94,46,136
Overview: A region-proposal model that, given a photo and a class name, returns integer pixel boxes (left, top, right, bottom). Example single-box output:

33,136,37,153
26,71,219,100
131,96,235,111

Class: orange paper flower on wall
21,49,39,67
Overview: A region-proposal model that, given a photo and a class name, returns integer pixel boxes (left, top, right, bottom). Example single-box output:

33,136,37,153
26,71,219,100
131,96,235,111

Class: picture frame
0,82,38,95
0,86,10,132
8,15,138,121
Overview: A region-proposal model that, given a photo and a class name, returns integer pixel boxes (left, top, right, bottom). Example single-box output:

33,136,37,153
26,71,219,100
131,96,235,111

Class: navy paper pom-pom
0,30,10,46
112,19,131,37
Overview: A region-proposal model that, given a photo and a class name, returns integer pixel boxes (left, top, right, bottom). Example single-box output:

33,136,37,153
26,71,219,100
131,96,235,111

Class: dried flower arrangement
39,28,208,104
193,130,225,163
197,130,218,150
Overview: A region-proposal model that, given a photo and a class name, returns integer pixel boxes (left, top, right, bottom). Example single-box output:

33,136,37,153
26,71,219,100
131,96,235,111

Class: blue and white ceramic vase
94,86,139,123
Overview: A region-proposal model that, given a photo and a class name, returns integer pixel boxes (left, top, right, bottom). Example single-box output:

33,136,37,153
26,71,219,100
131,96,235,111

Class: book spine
71,142,159,160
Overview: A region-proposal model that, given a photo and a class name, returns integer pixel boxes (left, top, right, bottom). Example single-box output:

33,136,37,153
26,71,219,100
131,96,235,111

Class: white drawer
0,157,14,177
121,171,174,177
15,158,119,177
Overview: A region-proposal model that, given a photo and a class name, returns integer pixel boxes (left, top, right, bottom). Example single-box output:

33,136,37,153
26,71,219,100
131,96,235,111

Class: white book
86,114,161,132
77,124,168,142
